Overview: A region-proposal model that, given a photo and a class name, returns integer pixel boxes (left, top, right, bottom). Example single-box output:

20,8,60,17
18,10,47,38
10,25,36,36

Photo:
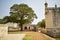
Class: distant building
6,22,38,31
23,24,38,31
45,2,60,37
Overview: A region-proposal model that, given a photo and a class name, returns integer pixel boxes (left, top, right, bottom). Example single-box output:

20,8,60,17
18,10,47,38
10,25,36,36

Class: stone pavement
1,34,25,40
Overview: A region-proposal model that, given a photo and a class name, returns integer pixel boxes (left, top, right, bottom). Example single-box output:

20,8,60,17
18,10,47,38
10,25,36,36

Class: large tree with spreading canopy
4,4,37,31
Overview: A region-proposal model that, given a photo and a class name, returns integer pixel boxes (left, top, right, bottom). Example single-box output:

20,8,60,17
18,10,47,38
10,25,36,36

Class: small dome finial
55,4,57,8
45,0,48,5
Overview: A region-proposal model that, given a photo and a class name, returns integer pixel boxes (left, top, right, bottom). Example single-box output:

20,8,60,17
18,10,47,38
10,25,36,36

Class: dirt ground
23,31,55,40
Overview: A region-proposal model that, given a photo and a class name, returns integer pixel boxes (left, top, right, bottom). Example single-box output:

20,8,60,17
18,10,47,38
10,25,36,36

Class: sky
0,0,60,24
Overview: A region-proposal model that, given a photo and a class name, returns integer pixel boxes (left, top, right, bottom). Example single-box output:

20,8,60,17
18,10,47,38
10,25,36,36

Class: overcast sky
0,0,60,24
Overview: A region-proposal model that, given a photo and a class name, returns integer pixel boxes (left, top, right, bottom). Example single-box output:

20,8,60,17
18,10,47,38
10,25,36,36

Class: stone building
45,2,60,37
6,22,38,31
23,24,38,31
23,24,31,31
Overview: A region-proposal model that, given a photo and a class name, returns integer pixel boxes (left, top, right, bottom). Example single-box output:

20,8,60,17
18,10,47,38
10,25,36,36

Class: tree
3,16,10,23
37,19,45,28
0,19,5,24
9,4,37,31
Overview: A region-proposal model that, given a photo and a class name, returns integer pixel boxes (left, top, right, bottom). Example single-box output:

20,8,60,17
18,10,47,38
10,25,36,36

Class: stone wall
46,28,60,37
45,3,60,37
0,24,8,38
6,22,19,28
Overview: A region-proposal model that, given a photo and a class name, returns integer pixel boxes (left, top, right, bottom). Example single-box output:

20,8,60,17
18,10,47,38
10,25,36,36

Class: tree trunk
20,23,23,31
20,15,24,31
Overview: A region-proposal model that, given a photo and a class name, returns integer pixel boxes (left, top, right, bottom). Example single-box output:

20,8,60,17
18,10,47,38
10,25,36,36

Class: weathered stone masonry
45,2,60,37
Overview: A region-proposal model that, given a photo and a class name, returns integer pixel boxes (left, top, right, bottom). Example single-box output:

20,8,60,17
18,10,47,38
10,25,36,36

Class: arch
24,26,27,30
29,27,30,29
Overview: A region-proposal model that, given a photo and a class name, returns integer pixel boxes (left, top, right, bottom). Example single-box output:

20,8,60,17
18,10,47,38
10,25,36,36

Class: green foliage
10,4,37,23
3,3,37,31
3,16,11,23
37,19,45,28
0,19,5,24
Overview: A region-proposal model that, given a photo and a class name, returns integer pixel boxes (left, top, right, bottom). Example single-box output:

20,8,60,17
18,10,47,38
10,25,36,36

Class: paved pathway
1,34,25,40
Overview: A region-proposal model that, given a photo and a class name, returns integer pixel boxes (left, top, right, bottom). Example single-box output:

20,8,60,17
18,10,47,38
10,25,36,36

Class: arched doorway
29,27,30,30
24,26,27,30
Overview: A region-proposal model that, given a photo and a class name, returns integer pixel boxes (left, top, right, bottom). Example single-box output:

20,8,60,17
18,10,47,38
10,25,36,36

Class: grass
8,31,22,34
23,35,31,40
8,31,56,40
55,38,60,40
23,32,33,40
8,31,32,40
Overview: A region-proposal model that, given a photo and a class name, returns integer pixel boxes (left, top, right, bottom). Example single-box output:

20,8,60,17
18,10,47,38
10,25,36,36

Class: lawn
8,31,32,40
23,32,55,40
55,38,60,40
8,31,22,34
23,32,32,40
8,31,56,40
23,35,31,40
